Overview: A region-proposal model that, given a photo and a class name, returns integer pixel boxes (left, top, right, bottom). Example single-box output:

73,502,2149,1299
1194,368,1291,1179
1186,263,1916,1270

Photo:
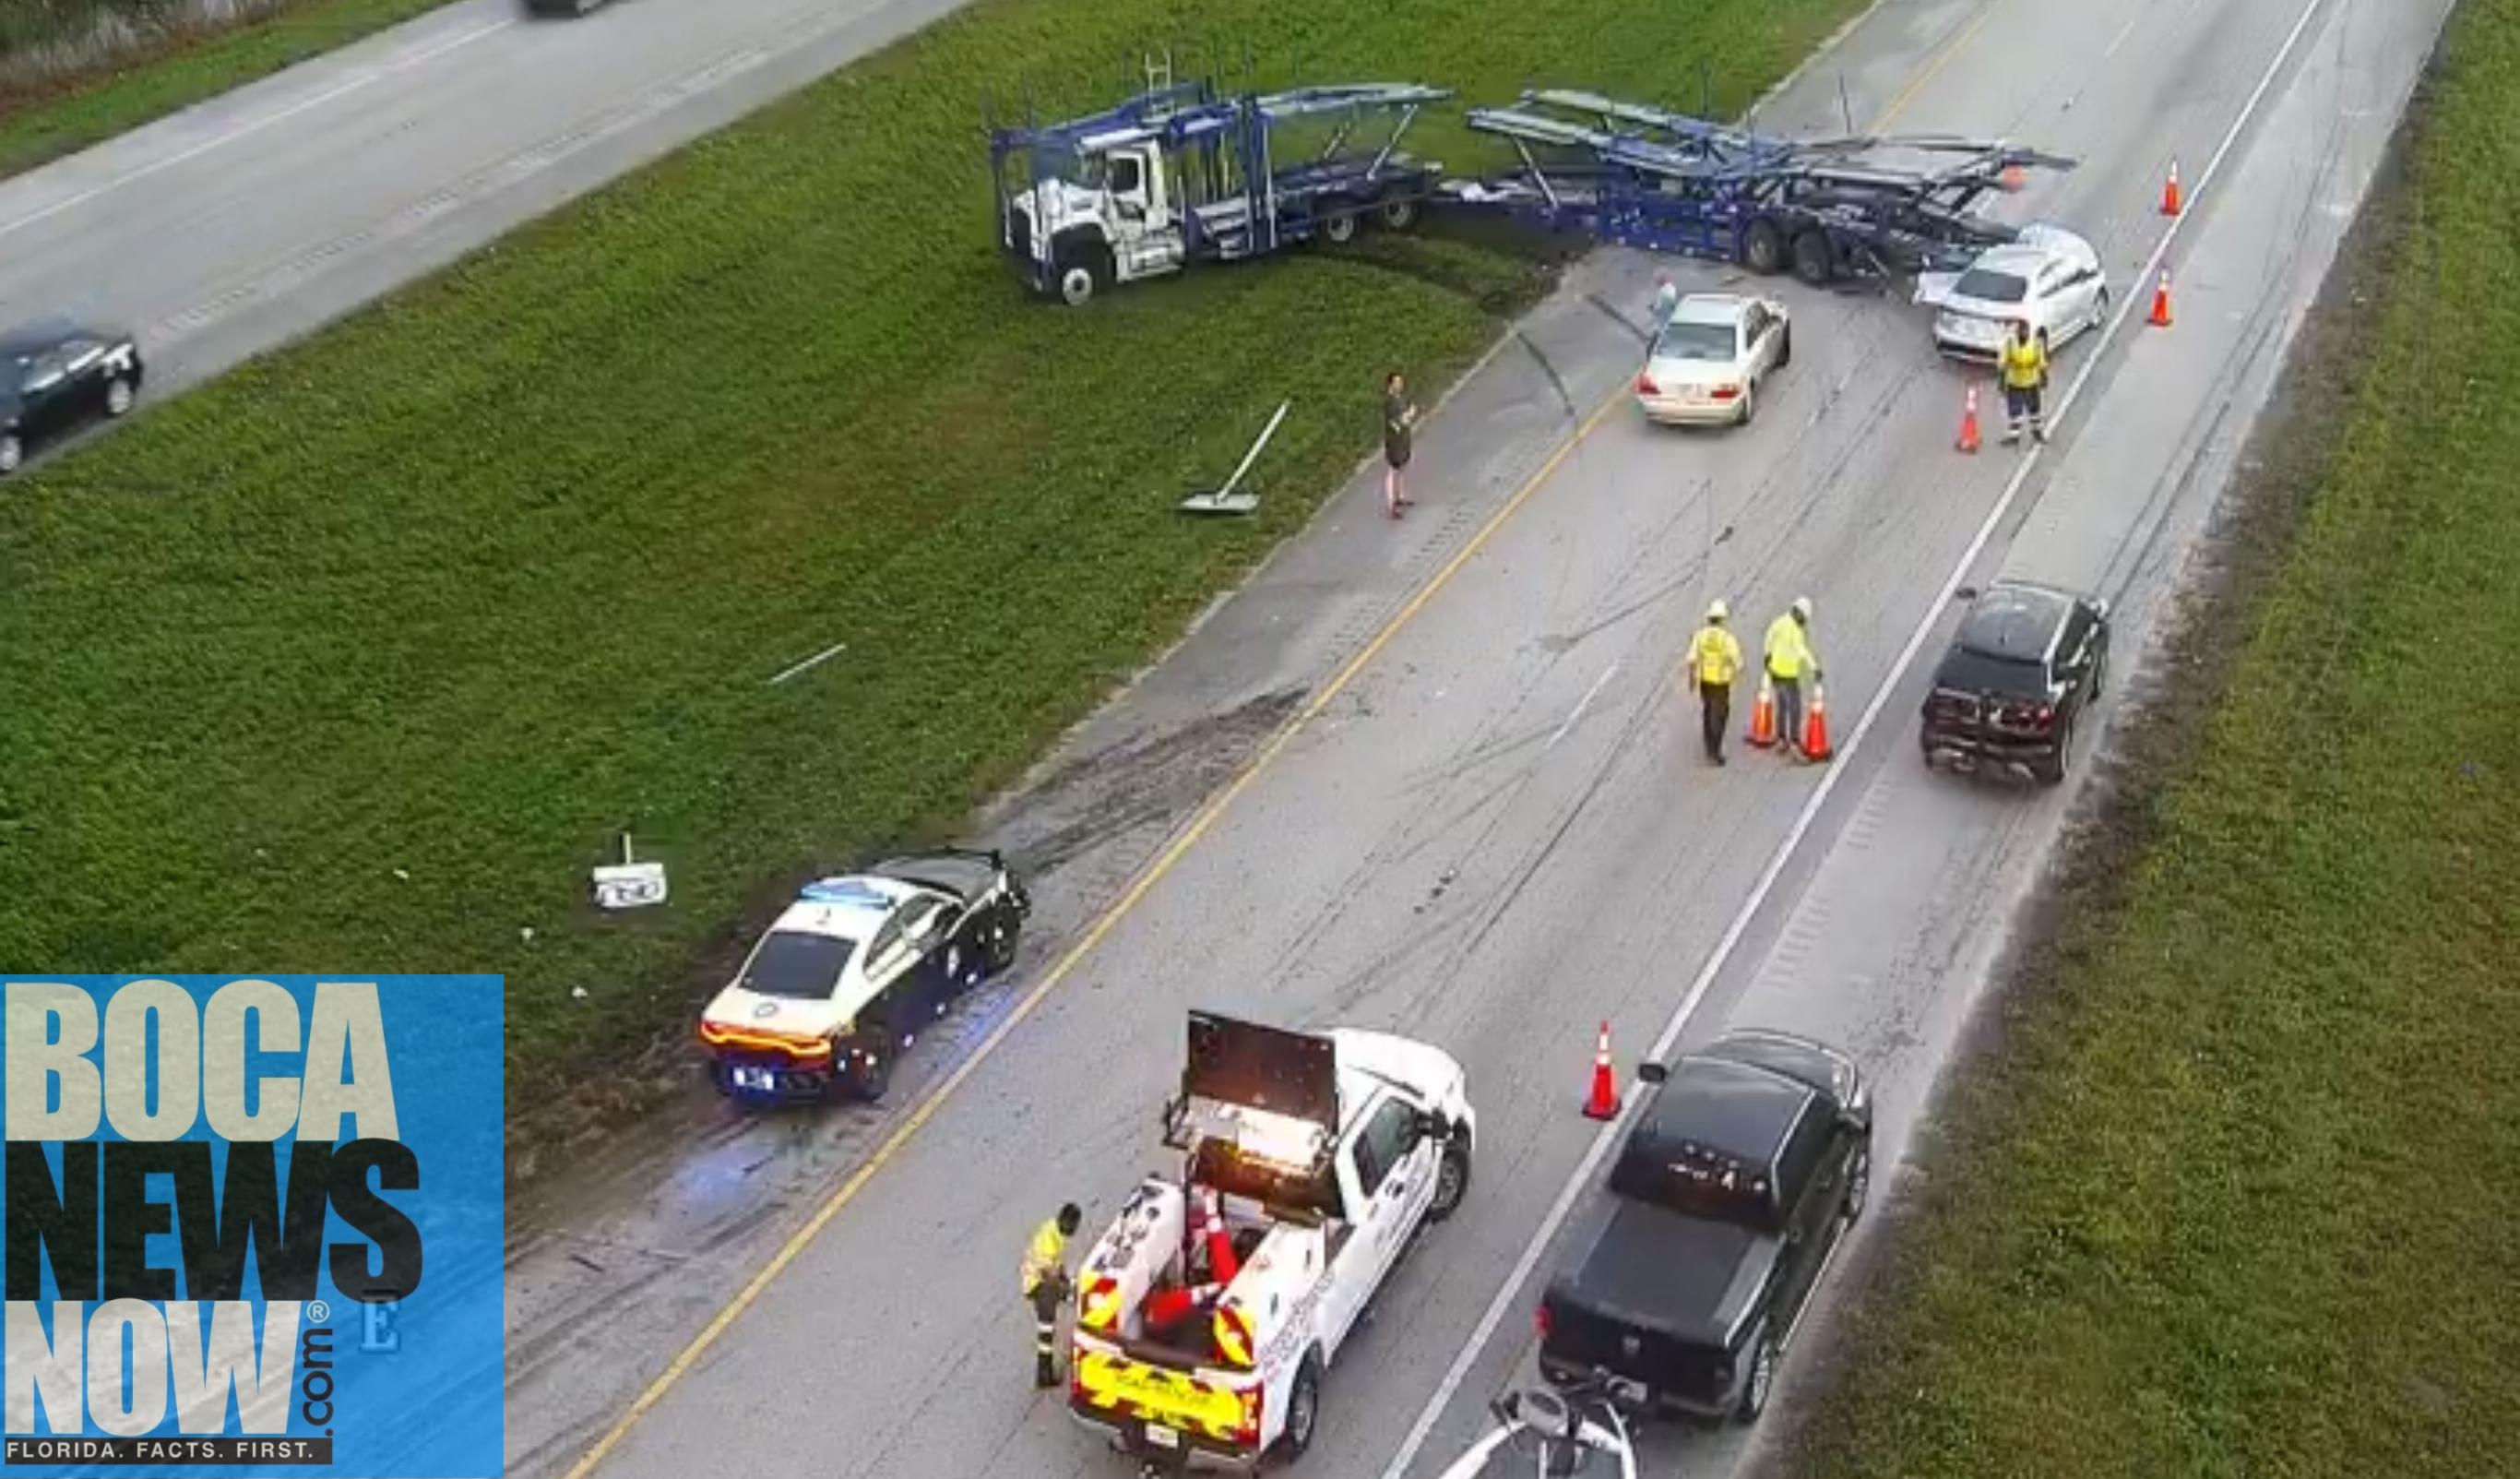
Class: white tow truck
1067,1011,1479,1471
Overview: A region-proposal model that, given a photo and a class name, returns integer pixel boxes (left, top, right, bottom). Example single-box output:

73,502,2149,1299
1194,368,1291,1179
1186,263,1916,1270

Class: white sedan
1634,292,1791,426
1432,1387,1637,1479
1917,223,2110,363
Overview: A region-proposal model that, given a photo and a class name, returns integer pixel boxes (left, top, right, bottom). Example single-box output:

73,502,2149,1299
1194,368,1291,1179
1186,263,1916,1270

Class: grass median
0,0,467,181
0,0,1862,1123
1767,1,2520,1473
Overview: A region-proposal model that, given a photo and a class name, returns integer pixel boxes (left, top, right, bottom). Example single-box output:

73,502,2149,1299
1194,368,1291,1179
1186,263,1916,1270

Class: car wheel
2090,285,2111,335
1428,1140,1473,1223
1792,231,1834,288
1735,1324,1779,1424
1777,323,1793,367
1742,219,1786,275
1280,1354,1325,1460
854,1034,897,1103
1323,208,1361,245
1734,379,1758,426
0,434,20,476
1377,196,1420,231
104,377,137,418
981,907,1022,974
1843,1146,1872,1223
2037,718,2074,787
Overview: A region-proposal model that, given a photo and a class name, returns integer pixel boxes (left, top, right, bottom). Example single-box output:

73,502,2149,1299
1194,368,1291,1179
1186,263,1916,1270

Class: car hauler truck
991,77,1450,305
1067,1010,1479,1469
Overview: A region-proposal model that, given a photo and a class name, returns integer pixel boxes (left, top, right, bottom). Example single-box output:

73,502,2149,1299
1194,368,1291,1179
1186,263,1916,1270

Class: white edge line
1546,663,1622,749
1373,0,2329,1473
768,641,848,686
0,17,516,243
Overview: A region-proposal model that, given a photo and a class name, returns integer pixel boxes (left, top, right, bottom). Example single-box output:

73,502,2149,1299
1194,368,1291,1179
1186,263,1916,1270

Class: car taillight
2035,703,2055,729
1535,1303,1553,1341
1213,1306,1255,1368
1708,384,1740,401
1634,372,1659,396
1235,1385,1263,1446
1078,1276,1121,1332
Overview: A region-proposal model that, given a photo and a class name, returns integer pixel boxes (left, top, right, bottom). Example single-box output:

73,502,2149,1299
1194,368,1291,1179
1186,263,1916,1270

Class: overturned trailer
990,78,1451,305
1435,88,2079,288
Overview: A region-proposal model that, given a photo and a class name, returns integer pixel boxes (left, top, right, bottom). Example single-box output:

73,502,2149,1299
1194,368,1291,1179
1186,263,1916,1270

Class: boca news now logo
2,977,503,1478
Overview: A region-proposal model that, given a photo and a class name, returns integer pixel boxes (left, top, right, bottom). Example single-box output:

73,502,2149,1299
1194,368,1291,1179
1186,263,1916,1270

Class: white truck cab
1067,1011,1478,1471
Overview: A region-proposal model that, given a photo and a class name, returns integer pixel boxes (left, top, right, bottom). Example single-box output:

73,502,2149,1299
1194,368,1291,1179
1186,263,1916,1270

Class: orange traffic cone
1956,383,1982,454
2147,268,2173,328
1746,674,1779,748
1801,682,1835,761
1582,1020,1621,1120
2160,159,2182,217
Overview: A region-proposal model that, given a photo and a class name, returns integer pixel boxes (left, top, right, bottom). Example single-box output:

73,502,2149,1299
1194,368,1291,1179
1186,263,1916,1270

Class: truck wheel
1274,1354,1324,1462
105,377,137,417
0,433,21,476
1843,1146,1872,1223
2037,718,2074,786
1377,197,1420,231
1053,245,1111,306
1792,231,1835,287
1742,219,1786,275
1735,1323,1778,1424
1323,209,1361,245
1429,1140,1473,1223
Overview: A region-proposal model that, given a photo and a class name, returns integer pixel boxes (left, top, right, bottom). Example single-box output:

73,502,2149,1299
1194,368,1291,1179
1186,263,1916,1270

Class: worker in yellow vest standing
1684,600,1745,765
1999,318,2050,444
1021,1202,1083,1389
1764,598,1823,759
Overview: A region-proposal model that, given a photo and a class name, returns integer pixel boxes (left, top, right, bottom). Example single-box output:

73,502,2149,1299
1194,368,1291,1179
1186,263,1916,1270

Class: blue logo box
2,976,504,1478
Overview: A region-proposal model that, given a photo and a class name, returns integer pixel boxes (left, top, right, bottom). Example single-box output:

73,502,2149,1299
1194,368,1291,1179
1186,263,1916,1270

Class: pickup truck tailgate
1541,1202,1776,1390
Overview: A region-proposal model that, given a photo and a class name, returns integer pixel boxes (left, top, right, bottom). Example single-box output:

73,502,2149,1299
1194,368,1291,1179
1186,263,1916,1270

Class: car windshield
1952,268,2028,304
739,930,855,999
1936,650,2049,698
1651,321,1738,362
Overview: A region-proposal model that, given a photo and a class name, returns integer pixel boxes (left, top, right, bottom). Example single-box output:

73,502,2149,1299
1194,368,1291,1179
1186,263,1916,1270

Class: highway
0,0,975,403
490,0,2456,1476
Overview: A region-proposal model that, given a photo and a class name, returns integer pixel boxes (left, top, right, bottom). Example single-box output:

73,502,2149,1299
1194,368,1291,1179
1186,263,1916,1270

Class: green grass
1770,2,2520,1473
0,0,1862,1109
0,0,467,181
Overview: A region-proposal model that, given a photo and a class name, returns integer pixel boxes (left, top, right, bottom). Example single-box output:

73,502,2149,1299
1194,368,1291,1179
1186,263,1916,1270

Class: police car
695,850,1028,1103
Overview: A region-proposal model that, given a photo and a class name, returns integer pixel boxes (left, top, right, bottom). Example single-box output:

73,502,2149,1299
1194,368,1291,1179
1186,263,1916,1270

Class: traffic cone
1955,383,1982,454
1582,1020,1621,1120
2147,268,2173,328
1801,683,1835,761
2159,159,2182,217
1746,675,1779,748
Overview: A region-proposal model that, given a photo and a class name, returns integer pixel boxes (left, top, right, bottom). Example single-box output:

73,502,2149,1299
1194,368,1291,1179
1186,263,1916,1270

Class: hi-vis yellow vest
2001,335,2047,389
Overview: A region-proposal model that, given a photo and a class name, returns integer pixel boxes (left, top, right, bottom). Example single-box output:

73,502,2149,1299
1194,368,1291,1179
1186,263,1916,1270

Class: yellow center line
556,7,1999,1475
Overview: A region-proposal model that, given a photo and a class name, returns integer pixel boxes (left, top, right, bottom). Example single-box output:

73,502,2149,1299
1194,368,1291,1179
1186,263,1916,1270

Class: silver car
1918,224,2110,363
1634,292,1792,427
1432,1388,1638,1479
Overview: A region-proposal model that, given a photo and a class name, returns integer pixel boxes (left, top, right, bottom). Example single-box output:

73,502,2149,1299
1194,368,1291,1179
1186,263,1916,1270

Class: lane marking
1546,664,1622,750
768,641,848,686
0,16,515,243
1869,0,2005,129
1372,1,2334,1473
557,4,2028,1475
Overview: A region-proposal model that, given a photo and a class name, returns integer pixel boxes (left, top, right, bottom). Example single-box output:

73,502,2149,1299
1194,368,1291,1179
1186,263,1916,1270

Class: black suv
0,319,143,476
1920,579,2110,785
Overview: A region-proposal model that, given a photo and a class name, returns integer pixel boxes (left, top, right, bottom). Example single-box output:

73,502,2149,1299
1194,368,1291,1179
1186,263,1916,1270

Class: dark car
0,319,144,476
1537,1029,1871,1426
523,0,612,15
1919,578,2110,785
695,849,1030,1103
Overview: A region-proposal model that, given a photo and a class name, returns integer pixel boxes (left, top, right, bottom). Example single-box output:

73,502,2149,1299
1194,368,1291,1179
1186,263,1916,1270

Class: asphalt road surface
0,0,976,406
500,0,2454,1476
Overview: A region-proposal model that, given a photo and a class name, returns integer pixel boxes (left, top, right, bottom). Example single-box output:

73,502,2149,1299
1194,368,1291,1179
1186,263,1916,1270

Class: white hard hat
1791,596,1813,621
1706,599,1729,622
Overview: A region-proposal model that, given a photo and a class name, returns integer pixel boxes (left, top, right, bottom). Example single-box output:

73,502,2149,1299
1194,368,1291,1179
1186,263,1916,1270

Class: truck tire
1429,1140,1472,1223
1735,1322,1779,1424
1792,230,1836,288
1273,1353,1324,1464
1742,219,1787,275
0,433,21,476
1376,196,1420,231
1052,242,1111,306
1843,1144,1872,1223
1322,209,1361,246
2036,717,2074,786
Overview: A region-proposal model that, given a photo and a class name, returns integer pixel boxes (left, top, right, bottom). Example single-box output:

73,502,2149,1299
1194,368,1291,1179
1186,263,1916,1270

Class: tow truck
1436,88,2078,288
1067,1010,1478,1470
991,70,1451,305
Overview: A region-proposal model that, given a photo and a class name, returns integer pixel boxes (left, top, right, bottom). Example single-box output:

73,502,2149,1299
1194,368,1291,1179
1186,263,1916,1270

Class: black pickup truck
1536,1029,1871,1425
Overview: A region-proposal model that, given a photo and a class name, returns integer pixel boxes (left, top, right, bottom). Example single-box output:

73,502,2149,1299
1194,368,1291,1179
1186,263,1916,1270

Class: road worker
1999,318,2050,444
1764,598,1823,758
1021,1201,1083,1389
1684,600,1744,765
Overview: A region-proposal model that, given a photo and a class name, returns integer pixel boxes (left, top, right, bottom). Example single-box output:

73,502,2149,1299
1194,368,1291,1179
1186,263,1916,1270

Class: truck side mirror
1636,1060,1670,1086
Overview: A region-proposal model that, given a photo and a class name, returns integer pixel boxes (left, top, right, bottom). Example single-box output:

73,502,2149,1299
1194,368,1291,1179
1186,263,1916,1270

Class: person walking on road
1764,597,1823,759
1684,600,1744,765
1383,370,1420,519
1650,272,1679,334
1999,318,2050,444
1021,1202,1084,1389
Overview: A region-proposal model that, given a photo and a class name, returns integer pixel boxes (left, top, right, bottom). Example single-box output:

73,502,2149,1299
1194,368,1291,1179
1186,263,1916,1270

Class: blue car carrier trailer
991,78,1452,305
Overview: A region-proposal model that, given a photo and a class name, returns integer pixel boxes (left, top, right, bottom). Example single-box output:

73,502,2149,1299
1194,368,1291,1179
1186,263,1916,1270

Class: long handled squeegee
1178,400,1290,516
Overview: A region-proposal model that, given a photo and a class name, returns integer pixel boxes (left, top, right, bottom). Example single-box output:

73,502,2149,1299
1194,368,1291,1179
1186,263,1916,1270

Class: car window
1351,1096,1419,1199
1772,1101,1832,1211
1111,153,1144,197
1650,321,1738,362
1953,267,2028,304
2059,604,2096,662
21,351,68,390
738,930,855,999
896,895,950,946
864,910,906,966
